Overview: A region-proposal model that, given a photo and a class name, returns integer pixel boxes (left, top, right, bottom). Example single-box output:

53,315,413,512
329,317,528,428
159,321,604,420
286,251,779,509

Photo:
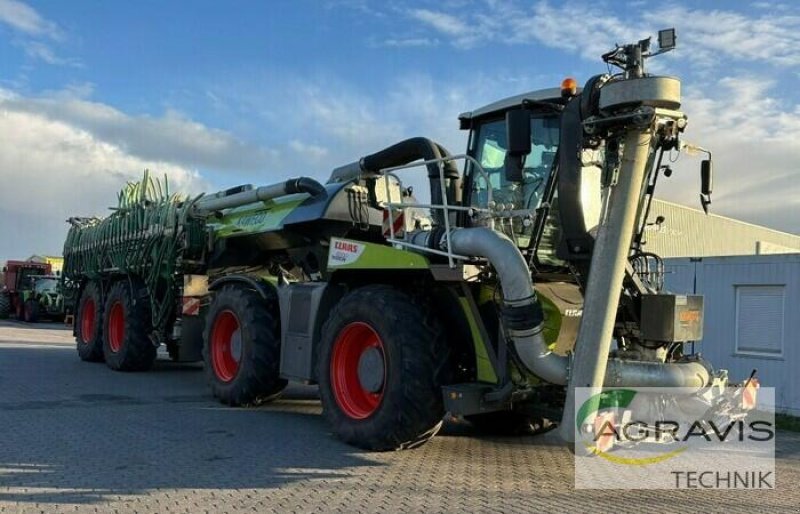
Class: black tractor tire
23,299,39,323
317,285,450,451
0,293,10,319
76,282,104,362
103,280,157,371
203,285,287,406
466,410,556,436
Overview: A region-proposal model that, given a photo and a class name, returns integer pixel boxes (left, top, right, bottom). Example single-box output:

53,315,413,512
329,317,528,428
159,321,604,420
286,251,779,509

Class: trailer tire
318,285,449,451
465,411,555,436
0,293,10,319
23,299,39,323
203,285,287,406
76,281,104,362
103,280,157,371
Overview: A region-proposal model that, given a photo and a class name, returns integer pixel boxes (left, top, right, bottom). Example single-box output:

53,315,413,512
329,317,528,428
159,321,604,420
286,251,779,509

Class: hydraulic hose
328,137,460,225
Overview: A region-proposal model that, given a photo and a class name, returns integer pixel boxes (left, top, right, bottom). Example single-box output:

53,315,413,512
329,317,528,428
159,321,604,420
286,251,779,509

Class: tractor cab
458,84,601,268
30,275,59,296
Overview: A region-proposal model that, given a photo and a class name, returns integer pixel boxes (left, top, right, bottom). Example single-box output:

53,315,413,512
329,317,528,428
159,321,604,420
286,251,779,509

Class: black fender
208,275,276,300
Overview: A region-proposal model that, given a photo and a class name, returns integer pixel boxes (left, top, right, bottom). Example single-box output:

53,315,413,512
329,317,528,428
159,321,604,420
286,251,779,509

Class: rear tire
318,285,449,451
0,293,10,319
203,285,287,406
76,282,104,362
23,299,39,323
103,280,157,371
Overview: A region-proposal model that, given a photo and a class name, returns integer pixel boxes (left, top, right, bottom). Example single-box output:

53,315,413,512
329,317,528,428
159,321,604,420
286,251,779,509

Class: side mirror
504,109,531,182
700,159,713,214
1,266,5,273
701,159,713,196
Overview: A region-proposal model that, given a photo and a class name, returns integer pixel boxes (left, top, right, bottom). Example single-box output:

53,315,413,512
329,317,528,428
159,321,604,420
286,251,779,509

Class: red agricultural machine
0,260,52,321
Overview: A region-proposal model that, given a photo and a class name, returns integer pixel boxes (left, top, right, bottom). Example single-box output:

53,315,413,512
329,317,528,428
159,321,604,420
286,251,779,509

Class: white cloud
399,1,800,68
409,9,467,36
18,40,80,67
0,88,281,260
3,93,273,172
0,106,207,260
642,6,800,67
0,0,60,39
658,77,800,233
514,2,641,60
1,0,81,69
407,6,501,49
380,37,439,48
289,139,329,161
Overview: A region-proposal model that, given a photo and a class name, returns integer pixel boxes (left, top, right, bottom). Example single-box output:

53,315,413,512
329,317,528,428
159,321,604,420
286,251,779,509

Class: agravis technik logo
573,386,775,489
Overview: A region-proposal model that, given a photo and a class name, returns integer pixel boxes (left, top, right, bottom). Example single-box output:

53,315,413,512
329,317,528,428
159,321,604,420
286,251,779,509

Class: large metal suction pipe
408,224,710,407
558,128,659,442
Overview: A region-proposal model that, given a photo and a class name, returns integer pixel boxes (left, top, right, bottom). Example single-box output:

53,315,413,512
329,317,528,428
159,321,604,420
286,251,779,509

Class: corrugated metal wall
665,254,800,414
644,199,800,257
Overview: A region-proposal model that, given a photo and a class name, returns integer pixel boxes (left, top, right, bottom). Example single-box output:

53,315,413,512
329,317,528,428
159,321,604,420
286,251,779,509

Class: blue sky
0,0,798,260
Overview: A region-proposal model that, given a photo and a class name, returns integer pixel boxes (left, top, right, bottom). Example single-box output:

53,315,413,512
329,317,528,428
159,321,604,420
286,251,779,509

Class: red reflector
182,297,201,316
742,378,759,410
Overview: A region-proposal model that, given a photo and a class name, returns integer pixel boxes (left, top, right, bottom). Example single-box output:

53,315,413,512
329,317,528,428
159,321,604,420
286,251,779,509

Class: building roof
643,199,800,258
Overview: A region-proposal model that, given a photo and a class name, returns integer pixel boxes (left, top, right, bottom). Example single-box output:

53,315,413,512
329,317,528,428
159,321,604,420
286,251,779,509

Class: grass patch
775,413,800,432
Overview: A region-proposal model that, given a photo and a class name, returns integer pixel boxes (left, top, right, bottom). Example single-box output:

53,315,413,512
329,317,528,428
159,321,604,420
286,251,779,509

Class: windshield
470,115,560,245
34,278,58,293
472,116,559,210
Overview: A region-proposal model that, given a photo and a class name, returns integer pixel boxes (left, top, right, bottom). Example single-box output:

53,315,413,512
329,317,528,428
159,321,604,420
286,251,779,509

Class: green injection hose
62,171,206,338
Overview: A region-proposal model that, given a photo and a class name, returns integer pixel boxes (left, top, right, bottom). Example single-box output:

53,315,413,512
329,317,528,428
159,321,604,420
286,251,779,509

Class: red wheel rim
330,322,386,420
211,310,241,382
107,301,125,353
81,298,96,344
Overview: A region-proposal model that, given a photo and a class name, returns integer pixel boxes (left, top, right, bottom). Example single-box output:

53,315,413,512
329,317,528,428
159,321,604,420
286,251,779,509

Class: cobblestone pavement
1,320,798,513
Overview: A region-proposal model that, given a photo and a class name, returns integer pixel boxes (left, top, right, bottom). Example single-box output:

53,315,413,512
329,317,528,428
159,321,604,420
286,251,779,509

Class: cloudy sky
0,0,798,261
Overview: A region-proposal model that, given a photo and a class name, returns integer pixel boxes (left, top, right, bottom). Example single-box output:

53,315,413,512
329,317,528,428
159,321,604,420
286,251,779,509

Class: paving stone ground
0,319,798,513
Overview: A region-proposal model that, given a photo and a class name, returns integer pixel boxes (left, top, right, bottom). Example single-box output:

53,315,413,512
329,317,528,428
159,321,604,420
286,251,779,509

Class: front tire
203,285,287,406
103,280,157,371
76,282,104,362
318,285,449,451
23,299,39,323
0,292,10,319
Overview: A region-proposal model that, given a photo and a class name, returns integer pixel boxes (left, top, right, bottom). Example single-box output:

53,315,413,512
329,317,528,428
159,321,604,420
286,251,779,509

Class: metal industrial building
644,199,800,257
650,200,800,414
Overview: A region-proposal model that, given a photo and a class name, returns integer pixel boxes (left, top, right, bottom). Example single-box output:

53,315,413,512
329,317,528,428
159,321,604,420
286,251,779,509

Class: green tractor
63,30,754,450
19,275,65,323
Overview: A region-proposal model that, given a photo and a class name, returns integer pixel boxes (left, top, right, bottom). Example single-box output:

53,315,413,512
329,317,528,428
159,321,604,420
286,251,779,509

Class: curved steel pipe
409,226,711,391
